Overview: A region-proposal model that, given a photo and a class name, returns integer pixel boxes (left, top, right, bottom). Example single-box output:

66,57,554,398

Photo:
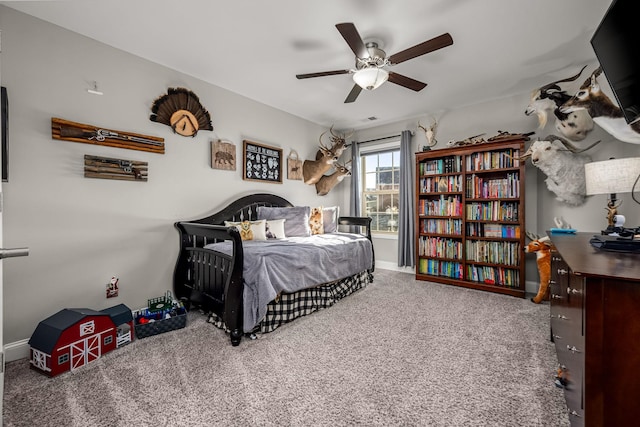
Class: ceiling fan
296,22,453,103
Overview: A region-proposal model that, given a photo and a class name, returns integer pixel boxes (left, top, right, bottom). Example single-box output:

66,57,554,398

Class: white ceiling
2,0,612,131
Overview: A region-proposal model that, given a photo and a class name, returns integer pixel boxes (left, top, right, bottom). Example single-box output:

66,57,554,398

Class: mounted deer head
303,125,352,184
315,160,352,196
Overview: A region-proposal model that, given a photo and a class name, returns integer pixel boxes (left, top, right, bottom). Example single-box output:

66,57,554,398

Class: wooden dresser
548,232,640,427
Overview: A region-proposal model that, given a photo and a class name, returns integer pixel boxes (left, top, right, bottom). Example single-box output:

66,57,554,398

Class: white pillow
224,219,267,241
266,219,286,239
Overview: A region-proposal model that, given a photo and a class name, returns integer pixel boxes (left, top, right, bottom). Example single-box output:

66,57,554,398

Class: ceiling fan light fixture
353,67,389,90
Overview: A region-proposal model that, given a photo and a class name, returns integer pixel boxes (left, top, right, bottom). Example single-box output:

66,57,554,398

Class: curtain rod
347,131,414,147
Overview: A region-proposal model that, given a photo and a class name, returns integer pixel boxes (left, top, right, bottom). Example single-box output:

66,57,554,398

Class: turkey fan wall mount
296,23,453,103
149,87,213,137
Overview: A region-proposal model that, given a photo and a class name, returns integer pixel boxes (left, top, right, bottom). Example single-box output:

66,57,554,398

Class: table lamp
584,157,640,235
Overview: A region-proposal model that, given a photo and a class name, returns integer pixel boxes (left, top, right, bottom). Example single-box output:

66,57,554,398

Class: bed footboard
338,216,375,272
173,222,244,345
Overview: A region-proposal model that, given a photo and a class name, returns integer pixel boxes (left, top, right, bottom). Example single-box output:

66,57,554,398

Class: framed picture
287,149,303,180
242,140,282,183
211,139,236,171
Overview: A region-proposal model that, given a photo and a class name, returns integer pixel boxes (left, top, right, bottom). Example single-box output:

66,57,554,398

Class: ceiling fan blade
388,72,427,92
388,33,453,65
336,23,368,58
344,84,363,103
296,70,351,79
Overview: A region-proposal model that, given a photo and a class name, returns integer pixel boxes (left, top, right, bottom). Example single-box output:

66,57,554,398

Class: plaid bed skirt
208,270,373,336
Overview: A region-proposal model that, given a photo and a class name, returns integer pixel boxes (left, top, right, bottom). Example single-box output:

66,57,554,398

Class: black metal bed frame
173,193,373,346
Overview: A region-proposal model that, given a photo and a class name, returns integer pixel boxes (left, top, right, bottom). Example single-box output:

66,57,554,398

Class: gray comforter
205,232,373,332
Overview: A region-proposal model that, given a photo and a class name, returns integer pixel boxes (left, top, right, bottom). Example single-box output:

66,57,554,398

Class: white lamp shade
585,157,640,195
353,68,389,90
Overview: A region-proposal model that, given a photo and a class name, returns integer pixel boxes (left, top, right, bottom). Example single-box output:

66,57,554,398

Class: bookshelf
415,140,526,297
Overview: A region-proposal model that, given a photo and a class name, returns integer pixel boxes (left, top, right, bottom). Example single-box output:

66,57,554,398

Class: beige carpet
3,270,569,426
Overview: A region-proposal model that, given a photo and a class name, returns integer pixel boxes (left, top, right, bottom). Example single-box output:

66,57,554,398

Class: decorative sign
211,139,236,171
287,149,303,180
242,140,282,183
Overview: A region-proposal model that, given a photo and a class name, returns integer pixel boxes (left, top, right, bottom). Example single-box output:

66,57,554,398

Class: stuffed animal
525,234,556,304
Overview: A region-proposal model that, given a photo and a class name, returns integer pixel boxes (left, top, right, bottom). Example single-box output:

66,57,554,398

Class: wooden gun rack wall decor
84,155,148,181
52,117,165,154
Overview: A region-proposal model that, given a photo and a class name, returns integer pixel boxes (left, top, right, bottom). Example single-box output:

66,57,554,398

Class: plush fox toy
525,235,556,304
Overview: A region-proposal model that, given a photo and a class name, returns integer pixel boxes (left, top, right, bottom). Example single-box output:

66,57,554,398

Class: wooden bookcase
415,140,526,297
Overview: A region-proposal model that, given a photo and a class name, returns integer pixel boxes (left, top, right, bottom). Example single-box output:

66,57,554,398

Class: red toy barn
28,304,134,377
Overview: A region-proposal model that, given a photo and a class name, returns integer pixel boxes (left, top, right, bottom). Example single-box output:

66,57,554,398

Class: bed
173,193,375,345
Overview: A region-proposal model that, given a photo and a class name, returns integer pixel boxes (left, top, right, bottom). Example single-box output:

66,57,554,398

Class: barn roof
100,303,133,326
29,308,114,354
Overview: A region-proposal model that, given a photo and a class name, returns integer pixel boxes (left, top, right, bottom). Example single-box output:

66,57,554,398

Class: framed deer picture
242,140,282,183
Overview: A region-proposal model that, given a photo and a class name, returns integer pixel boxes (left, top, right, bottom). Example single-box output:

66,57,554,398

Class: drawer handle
567,345,581,353
549,280,556,284
568,287,582,295
551,294,563,299
551,314,569,320
557,268,568,275
553,334,562,340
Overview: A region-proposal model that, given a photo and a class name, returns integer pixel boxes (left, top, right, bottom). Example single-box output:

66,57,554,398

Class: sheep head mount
514,135,601,206
150,88,213,137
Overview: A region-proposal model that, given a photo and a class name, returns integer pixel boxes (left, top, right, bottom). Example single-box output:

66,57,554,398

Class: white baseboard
375,261,415,273
4,339,30,362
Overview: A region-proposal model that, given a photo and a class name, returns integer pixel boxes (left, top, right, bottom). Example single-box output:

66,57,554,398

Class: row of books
418,236,463,259
466,201,519,221
467,265,520,287
465,240,521,265
465,173,520,199
419,175,463,193
418,195,463,216
418,259,464,278
421,218,463,235
466,223,521,238
466,149,520,171
419,156,463,175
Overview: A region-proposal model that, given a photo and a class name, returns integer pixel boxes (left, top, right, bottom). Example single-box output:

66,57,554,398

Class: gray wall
0,7,339,344
2,5,639,346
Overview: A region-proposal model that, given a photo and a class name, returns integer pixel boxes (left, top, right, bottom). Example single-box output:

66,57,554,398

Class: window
104,335,113,346
58,353,69,365
361,145,401,234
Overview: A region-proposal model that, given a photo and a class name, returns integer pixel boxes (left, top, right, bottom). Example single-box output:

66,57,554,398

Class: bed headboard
190,193,293,225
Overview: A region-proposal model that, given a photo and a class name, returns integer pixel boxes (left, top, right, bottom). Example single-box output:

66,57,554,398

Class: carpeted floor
3,270,570,426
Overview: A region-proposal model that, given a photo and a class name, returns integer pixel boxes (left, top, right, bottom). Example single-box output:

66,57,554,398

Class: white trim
372,233,398,240
376,260,415,273
4,339,30,362
359,139,401,154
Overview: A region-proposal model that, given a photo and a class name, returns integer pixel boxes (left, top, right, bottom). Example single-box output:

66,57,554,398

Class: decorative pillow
224,219,267,241
257,206,311,237
265,219,286,239
309,207,324,235
322,206,339,233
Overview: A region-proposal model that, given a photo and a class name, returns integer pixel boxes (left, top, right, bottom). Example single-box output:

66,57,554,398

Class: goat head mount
560,67,640,144
525,66,594,141
150,87,213,137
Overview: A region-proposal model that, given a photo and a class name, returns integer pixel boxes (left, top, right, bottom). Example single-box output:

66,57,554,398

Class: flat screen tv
590,0,640,124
